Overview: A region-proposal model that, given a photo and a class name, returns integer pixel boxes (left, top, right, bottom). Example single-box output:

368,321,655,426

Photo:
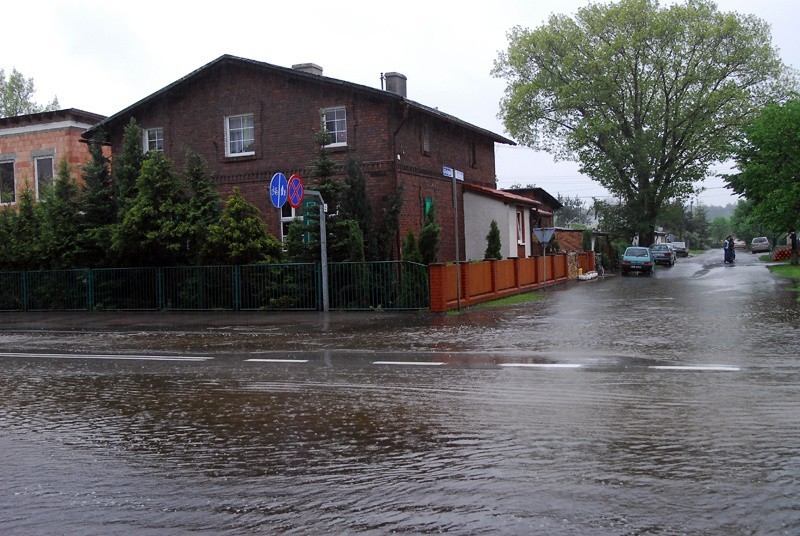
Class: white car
668,241,688,257
751,237,771,253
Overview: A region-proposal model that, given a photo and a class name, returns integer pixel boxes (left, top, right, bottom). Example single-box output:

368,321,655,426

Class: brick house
81,55,516,261
0,108,106,205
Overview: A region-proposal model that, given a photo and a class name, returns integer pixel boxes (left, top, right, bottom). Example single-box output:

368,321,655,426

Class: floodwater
1,250,799,534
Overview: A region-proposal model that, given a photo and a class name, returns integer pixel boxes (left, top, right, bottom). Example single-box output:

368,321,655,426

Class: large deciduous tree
0,68,59,118
493,0,789,245
725,98,800,264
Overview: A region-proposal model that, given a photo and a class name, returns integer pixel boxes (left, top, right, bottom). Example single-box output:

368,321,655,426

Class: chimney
292,63,323,76
384,72,407,98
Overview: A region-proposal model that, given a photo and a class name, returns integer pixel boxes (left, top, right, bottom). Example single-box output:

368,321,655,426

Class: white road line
0,352,212,361
650,365,740,372
246,359,309,363
373,361,445,366
499,363,582,368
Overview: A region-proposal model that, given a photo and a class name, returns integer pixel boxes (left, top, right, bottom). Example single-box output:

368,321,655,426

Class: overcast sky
5,0,797,207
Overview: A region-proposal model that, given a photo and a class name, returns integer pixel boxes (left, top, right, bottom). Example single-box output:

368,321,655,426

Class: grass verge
446,291,543,314
767,263,800,299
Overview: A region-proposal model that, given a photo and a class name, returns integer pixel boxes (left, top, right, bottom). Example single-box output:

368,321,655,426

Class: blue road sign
270,173,288,208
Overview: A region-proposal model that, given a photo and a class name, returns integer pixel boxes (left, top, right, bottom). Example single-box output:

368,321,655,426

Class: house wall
462,192,533,261
99,59,504,261
0,120,96,203
463,191,504,260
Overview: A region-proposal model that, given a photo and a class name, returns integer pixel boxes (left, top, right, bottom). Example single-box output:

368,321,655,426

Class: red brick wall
0,126,94,202
101,60,504,260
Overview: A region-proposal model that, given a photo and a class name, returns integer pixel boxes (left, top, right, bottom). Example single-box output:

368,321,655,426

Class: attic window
421,122,430,156
322,107,347,147
226,114,255,156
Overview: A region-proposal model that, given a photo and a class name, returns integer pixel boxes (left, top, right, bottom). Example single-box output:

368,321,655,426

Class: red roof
463,183,542,208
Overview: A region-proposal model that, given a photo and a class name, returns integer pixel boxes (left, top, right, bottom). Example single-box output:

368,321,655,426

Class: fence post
22,271,28,312
233,265,241,311
87,269,94,311
157,268,164,310
428,263,446,312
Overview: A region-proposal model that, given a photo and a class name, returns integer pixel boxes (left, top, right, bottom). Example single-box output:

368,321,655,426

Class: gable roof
82,54,516,146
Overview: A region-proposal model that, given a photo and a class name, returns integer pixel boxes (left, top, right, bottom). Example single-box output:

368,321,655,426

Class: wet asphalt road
1,249,799,535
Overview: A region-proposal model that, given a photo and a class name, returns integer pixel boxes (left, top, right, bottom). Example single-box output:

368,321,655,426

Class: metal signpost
444,166,463,309
304,189,329,312
533,227,556,289
271,173,329,312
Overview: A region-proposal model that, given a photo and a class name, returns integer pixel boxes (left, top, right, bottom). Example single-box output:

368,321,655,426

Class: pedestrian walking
724,235,735,263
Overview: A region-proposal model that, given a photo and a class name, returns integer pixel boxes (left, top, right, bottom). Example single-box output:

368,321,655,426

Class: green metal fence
0,271,24,311
0,261,428,312
328,261,429,310
239,263,319,311
93,267,159,310
26,269,89,311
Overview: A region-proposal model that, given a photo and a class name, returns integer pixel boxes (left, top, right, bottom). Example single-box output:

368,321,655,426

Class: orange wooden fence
428,252,594,312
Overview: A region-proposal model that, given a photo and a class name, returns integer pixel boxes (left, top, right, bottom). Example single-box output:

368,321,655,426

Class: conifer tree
287,129,366,262
183,148,222,264
377,185,404,260
418,199,441,265
40,158,81,269
113,118,144,217
76,131,115,267
341,156,376,259
401,228,421,263
484,219,502,260
113,152,189,267
203,187,282,265
12,183,42,270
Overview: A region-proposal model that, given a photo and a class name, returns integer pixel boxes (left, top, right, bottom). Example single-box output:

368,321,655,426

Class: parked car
649,244,676,266
621,246,655,275
668,241,688,257
751,236,771,253
733,238,746,249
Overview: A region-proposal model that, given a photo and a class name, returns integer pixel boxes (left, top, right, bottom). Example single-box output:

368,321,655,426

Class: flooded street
1,249,799,534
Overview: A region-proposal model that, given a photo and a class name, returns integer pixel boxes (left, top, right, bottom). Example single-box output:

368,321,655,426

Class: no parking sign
288,174,304,208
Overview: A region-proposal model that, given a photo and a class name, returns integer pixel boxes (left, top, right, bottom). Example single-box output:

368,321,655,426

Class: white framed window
516,211,525,245
225,114,255,156
144,127,164,153
34,156,54,199
0,160,15,204
322,107,347,146
281,202,298,242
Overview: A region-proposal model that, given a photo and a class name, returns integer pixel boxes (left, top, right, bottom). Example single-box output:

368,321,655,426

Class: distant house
463,184,542,260
0,109,106,205
81,54,517,261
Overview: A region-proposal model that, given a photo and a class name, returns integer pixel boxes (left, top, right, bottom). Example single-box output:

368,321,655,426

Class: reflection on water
2,251,799,534
2,353,800,535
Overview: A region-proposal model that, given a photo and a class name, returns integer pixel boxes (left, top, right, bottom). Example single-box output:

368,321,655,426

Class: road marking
499,363,582,368
372,361,445,366
0,352,212,362
246,359,309,363
650,365,740,372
